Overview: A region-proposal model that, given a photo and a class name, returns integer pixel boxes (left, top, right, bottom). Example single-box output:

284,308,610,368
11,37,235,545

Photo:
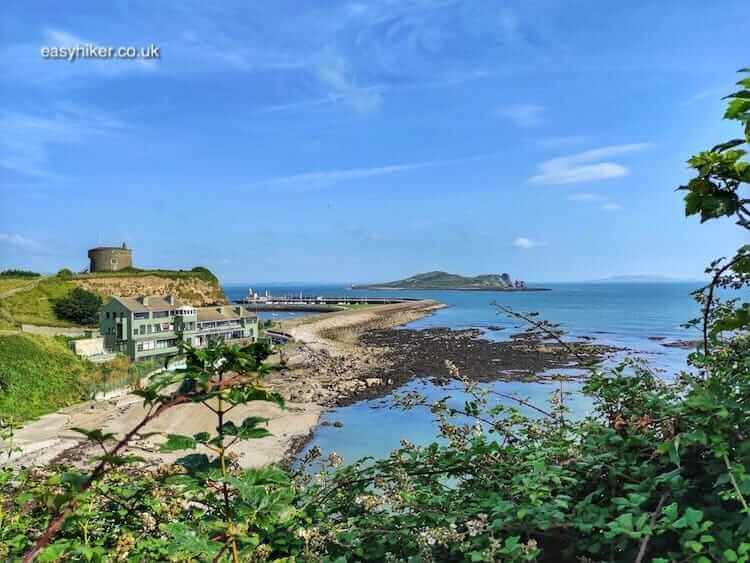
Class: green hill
353,270,527,290
0,334,93,421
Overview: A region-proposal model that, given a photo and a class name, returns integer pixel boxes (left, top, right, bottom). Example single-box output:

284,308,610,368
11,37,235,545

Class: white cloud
529,143,649,185
601,202,623,211
568,192,603,202
513,237,545,249
495,104,545,127
0,233,42,250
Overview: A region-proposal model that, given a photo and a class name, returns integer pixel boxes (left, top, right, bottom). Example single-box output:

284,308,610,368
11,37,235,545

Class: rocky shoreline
7,299,624,470
272,313,622,411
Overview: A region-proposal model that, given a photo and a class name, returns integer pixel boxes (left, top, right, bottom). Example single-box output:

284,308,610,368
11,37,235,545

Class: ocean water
223,282,720,463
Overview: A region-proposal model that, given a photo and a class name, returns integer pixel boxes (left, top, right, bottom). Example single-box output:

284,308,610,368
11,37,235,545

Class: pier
234,293,418,312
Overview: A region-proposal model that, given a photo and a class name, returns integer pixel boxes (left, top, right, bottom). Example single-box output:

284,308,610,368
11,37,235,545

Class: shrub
56,268,73,280
53,287,102,325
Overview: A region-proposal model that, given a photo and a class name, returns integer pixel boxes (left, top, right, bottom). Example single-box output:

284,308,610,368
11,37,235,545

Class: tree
53,287,102,325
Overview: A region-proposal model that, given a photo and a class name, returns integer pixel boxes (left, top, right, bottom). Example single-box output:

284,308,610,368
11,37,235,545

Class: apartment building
100,295,259,361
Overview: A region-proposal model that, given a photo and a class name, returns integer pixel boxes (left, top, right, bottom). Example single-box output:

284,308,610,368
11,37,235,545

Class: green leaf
175,453,215,475
70,427,116,444
673,507,704,529
160,434,197,452
162,522,222,557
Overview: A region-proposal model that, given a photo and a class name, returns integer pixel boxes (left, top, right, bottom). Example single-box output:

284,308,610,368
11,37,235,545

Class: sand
3,300,442,469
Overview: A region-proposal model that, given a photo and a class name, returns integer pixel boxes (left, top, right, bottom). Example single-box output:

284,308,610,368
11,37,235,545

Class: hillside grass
0,334,156,422
0,277,39,295
0,276,76,328
0,334,94,421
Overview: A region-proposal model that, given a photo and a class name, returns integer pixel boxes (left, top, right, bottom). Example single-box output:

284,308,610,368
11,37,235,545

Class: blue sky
1,1,747,283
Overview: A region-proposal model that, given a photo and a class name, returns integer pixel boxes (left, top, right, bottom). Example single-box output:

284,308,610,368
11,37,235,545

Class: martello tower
87,243,133,273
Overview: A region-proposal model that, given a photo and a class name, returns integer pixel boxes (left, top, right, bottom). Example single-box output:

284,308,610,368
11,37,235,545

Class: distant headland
352,271,550,291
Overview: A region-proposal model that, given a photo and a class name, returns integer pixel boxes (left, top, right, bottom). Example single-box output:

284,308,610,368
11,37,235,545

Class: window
154,311,170,319
139,325,146,335
134,312,149,320
106,312,110,319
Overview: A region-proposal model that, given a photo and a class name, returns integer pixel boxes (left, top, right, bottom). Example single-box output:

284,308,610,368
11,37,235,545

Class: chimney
139,296,150,306
234,305,244,316
166,295,175,305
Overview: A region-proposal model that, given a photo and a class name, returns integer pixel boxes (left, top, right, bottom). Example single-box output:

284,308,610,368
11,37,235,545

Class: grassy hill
0,276,76,328
353,270,518,290
0,334,94,421
0,267,226,329
0,333,154,422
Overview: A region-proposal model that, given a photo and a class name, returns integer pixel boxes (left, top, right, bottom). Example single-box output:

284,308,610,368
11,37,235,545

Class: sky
1,1,748,283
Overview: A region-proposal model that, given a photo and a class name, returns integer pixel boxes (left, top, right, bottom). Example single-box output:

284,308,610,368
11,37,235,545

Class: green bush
56,268,73,280
53,287,102,326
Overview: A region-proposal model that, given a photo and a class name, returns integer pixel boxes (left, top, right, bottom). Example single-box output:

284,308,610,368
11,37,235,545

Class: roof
109,296,185,312
197,306,257,322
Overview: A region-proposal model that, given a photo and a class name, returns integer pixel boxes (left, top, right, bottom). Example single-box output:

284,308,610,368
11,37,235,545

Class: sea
222,282,721,464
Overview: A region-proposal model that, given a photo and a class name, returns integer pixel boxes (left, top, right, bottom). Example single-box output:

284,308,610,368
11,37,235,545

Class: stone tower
87,242,133,272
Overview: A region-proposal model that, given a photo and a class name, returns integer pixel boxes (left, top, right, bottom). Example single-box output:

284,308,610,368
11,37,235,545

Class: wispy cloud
0,233,43,251
568,192,623,211
528,143,649,185
0,105,127,181
513,237,545,249
246,154,491,190
314,52,382,112
682,86,729,106
495,104,545,127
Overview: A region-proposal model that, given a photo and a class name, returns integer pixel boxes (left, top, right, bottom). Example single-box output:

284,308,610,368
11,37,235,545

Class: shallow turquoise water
223,282,725,464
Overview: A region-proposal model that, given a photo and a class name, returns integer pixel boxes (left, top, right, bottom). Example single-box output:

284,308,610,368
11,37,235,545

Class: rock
333,421,344,428
661,340,700,349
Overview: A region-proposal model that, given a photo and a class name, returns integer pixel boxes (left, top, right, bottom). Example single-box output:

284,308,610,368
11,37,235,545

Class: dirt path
0,276,45,299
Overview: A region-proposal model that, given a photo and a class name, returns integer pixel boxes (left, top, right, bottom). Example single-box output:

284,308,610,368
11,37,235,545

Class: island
352,271,550,291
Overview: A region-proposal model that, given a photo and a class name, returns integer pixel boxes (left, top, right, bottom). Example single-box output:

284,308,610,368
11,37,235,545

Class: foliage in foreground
0,70,748,562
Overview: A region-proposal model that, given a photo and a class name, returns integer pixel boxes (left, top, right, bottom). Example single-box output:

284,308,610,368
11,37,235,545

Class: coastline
351,286,551,291
4,300,444,470
5,297,619,470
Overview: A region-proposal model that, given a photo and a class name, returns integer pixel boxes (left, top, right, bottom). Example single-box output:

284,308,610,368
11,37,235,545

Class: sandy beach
4,300,443,470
